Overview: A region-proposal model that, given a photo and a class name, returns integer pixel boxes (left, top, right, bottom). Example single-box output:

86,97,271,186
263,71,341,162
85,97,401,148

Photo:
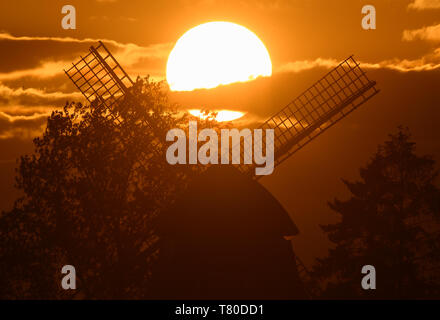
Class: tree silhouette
0,78,208,299
312,127,440,299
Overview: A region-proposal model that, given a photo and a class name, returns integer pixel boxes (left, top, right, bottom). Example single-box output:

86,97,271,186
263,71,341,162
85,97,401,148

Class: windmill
65,42,379,299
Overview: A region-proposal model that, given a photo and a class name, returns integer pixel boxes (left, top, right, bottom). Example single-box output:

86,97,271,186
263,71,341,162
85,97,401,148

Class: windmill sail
236,56,380,178
64,41,160,164
64,41,134,119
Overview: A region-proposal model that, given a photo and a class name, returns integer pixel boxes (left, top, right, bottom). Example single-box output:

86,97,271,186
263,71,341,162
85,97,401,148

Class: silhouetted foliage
0,78,212,299
312,127,440,299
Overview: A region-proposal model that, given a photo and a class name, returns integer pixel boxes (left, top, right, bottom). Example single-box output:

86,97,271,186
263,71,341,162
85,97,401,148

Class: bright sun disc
189,109,245,122
167,22,272,91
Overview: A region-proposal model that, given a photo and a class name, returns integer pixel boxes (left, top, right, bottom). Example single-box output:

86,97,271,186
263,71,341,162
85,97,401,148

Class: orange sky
0,0,439,265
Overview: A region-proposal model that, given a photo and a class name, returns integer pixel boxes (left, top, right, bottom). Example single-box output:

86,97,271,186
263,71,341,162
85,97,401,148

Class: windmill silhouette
65,42,379,299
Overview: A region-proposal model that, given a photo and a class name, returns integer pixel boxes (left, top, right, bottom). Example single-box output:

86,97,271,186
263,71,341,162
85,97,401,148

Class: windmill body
150,165,306,299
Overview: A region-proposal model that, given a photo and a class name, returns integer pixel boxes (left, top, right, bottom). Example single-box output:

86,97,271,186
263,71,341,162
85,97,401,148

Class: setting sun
188,109,245,122
166,22,272,91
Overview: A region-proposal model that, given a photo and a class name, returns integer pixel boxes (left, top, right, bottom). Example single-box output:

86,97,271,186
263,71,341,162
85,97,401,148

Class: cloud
277,49,440,74
120,16,138,23
360,53,440,72
0,32,120,46
276,58,339,73
408,0,440,10
0,111,48,140
0,84,83,107
0,33,172,81
0,33,171,59
402,23,440,42
0,61,68,81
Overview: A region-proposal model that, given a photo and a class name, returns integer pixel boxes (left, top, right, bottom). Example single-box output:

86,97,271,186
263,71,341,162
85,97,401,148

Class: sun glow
167,22,272,91
189,109,245,122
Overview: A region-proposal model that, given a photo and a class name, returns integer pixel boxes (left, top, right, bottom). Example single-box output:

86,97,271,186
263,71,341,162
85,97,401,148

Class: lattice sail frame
64,41,161,166
65,41,133,118
235,56,380,178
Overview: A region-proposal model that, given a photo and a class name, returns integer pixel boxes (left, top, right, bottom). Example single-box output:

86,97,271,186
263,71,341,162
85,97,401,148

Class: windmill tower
65,42,379,299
